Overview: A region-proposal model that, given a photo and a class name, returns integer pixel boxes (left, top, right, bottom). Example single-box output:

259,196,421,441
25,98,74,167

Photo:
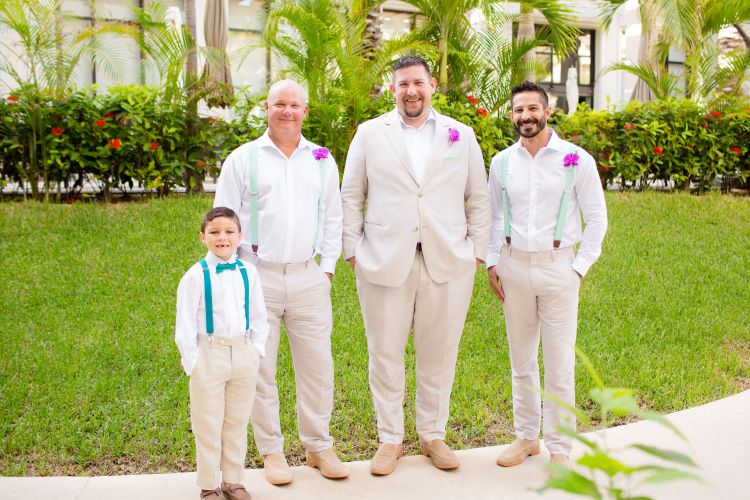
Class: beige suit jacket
341,109,491,287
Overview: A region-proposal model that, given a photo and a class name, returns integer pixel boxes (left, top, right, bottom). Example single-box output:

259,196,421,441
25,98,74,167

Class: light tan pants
356,252,475,443
190,335,260,490
497,246,580,456
250,260,334,454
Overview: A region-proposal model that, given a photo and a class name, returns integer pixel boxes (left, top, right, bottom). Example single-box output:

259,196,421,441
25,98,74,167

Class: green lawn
0,192,748,476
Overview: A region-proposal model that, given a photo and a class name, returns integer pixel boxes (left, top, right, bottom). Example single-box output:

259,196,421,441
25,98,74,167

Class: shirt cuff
572,257,591,277
319,257,337,275
486,251,500,268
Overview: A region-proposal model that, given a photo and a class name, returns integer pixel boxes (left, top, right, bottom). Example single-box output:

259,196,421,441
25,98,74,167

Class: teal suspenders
199,259,251,337
499,147,578,249
247,143,327,255
248,144,260,251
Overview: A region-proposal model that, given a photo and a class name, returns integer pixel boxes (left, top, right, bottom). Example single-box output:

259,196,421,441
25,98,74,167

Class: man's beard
403,98,424,118
514,117,546,138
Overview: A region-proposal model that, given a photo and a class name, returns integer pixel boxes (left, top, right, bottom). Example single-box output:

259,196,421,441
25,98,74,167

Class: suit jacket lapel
423,112,449,183
384,109,419,186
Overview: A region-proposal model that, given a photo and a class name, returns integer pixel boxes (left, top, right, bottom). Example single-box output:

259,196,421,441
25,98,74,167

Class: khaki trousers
190,335,260,490
356,252,475,443
497,246,580,456
250,259,334,454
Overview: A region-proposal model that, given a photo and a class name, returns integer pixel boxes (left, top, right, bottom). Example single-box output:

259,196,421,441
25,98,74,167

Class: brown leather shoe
221,482,251,500
496,438,540,467
306,448,350,479
199,487,222,499
263,453,293,485
370,443,404,476
419,439,460,470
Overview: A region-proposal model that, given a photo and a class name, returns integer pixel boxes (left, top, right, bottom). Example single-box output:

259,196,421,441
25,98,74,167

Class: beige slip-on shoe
370,443,404,476
419,439,460,470
263,453,293,485
199,487,222,499
496,437,541,467
306,448,350,479
221,482,251,500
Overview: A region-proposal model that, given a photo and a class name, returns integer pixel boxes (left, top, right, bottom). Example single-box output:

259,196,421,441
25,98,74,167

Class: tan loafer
420,439,460,470
221,482,251,500
263,453,293,485
306,448,350,479
370,443,404,476
496,438,540,467
199,487,222,499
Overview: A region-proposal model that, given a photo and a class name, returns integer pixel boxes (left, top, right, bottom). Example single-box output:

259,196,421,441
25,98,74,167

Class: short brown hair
201,207,241,232
510,81,549,108
392,56,432,80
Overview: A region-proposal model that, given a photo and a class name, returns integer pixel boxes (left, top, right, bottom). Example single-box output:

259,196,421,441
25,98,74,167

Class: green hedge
1,86,748,200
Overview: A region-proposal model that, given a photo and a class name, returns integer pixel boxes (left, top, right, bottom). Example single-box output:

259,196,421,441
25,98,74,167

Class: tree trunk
517,3,536,81
439,34,448,94
183,0,204,194
364,3,383,95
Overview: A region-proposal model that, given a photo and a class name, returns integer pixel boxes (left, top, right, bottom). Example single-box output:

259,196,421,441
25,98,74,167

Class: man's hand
326,272,333,282
575,271,583,283
347,256,356,269
487,266,505,302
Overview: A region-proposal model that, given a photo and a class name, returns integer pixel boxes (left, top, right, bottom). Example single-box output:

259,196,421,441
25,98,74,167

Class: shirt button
417,192,423,197
414,227,419,232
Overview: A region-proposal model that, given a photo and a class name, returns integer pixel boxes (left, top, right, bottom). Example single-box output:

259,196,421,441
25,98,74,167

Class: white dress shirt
399,109,436,184
175,251,269,375
214,130,343,274
487,130,607,276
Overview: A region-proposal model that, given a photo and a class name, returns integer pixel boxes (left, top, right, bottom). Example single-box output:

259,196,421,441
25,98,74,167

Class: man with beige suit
341,56,491,475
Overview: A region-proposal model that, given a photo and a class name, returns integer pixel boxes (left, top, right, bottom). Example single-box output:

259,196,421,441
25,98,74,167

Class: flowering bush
555,97,750,191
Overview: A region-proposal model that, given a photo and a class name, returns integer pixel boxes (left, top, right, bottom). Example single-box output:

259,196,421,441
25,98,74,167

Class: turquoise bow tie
215,262,238,274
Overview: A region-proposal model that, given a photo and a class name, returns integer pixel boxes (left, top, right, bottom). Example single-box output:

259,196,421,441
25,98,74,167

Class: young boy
176,207,268,500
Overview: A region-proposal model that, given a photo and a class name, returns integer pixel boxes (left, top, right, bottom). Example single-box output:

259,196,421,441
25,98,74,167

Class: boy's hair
392,56,432,80
201,206,241,232
510,81,549,108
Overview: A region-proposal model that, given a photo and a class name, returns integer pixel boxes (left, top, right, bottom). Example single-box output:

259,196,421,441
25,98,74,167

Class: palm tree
402,0,579,97
0,0,131,96
263,0,431,160
599,0,750,100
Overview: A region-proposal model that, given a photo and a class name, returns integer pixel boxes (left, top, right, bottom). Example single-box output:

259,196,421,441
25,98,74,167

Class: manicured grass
0,192,748,475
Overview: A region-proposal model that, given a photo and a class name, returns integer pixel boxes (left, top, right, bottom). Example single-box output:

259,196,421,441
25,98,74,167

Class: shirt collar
514,128,564,152
258,129,312,157
397,108,436,131
204,251,238,266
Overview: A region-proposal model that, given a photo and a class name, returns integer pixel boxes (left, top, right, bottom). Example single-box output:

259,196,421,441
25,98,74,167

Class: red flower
6,95,19,104
467,95,477,105
711,110,721,118
105,112,114,119
731,146,741,156
51,127,64,136
599,164,609,172
95,119,106,127
197,160,206,167
572,133,580,142
150,141,158,151
623,122,636,131
601,151,612,160
109,138,122,149
476,107,489,117
654,146,664,156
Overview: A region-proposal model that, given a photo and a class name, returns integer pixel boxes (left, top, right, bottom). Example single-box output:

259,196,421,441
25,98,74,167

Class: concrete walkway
3,390,749,500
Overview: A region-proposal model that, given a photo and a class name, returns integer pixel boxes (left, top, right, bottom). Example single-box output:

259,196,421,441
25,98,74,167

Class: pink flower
312,147,330,160
654,146,663,156
448,128,460,144
623,122,636,131
563,152,579,167
51,127,64,136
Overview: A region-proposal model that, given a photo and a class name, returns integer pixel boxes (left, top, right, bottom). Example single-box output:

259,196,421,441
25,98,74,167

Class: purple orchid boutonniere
448,128,460,144
312,147,330,160
563,152,580,168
